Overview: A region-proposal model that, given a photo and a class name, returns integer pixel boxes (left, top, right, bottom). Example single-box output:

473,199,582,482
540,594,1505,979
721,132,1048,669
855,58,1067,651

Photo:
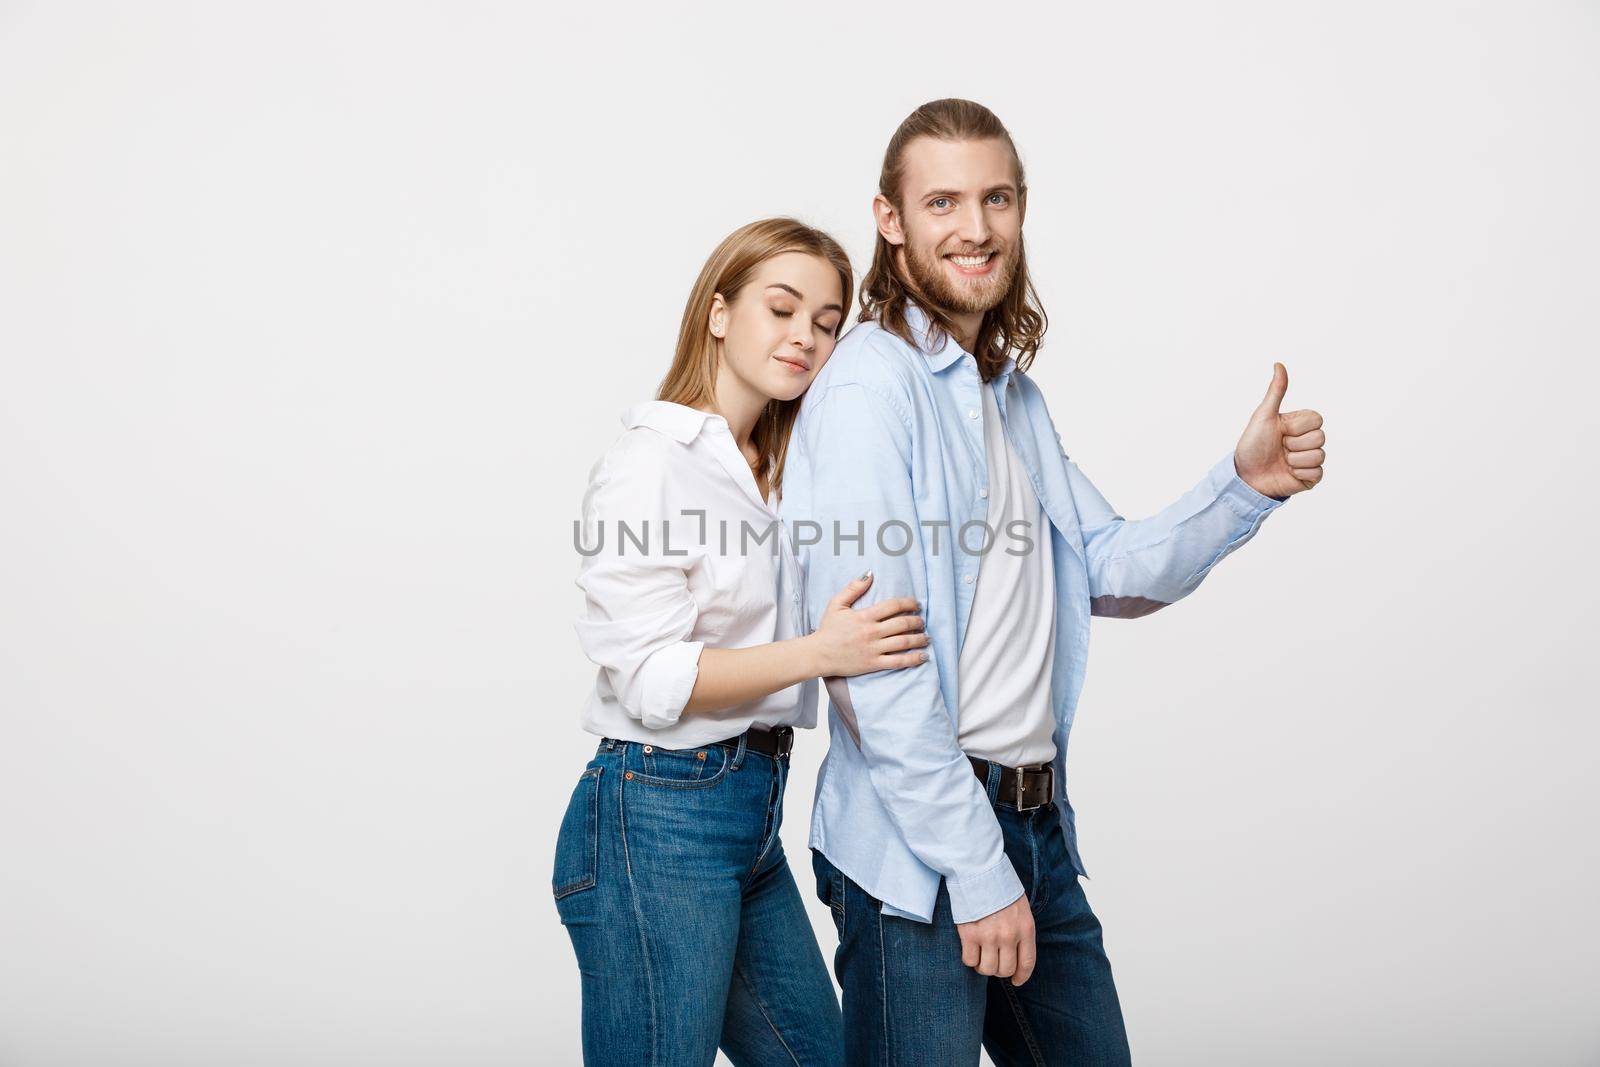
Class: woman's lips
774,355,810,373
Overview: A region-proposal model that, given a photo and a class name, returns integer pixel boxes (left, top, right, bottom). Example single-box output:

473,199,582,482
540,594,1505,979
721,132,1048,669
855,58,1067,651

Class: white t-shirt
955,380,1059,768
573,400,817,748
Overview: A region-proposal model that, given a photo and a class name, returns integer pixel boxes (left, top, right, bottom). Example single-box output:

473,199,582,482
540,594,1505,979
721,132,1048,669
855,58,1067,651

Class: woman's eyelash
774,308,837,331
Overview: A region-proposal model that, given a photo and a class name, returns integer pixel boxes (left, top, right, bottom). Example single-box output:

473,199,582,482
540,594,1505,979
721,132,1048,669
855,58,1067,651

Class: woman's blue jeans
553,734,844,1066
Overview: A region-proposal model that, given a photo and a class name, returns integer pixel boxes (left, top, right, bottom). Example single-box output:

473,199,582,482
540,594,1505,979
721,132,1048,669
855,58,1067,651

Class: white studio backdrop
2,2,1596,1064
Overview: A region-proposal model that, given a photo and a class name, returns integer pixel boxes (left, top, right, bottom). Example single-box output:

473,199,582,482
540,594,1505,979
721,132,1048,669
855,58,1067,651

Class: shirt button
963,574,974,585
979,488,989,499
968,409,978,419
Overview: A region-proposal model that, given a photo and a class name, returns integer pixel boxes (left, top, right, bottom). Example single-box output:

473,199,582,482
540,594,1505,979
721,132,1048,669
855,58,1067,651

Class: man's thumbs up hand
1233,362,1325,500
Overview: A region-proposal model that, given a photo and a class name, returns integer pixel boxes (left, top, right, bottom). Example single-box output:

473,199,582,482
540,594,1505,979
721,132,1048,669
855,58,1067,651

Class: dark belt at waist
711,724,794,759
969,755,1054,811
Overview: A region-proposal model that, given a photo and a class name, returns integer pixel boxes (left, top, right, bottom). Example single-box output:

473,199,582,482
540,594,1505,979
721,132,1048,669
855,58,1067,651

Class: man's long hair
859,99,1047,380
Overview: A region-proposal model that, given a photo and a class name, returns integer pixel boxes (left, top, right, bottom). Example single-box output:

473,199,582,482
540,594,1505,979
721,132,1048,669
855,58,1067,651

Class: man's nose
958,201,991,246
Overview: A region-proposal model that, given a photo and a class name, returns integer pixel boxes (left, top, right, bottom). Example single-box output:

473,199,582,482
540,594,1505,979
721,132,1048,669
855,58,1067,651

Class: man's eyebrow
918,183,1019,201
766,283,843,314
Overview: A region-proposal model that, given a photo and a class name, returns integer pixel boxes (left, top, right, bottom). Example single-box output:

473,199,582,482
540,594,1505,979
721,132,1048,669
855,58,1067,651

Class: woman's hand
807,571,929,678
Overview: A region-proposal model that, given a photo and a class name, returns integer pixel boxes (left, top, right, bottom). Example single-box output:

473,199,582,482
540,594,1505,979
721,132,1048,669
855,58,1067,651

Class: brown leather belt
712,725,794,759
969,755,1054,811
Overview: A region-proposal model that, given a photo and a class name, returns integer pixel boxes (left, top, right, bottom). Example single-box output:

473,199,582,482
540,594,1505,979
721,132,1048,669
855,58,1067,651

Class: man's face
881,136,1025,317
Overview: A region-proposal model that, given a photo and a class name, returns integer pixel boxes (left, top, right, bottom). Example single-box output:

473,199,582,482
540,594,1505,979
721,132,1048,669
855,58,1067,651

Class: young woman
553,218,930,1065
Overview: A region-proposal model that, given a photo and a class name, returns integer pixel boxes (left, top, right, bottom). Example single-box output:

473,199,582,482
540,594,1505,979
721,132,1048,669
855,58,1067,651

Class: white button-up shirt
573,400,818,748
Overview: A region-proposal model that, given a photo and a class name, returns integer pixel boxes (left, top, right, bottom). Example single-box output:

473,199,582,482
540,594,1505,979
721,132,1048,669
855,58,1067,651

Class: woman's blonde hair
656,217,854,499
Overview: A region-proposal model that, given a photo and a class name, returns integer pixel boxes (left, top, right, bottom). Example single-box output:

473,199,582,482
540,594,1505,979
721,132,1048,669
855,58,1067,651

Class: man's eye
988,193,1009,205
930,197,951,210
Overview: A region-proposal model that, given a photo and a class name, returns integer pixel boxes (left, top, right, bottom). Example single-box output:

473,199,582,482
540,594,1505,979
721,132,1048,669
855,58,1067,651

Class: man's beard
901,236,1020,317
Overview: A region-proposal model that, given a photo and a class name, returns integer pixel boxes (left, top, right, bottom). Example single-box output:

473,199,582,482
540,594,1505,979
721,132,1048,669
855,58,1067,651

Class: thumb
831,569,874,608
1252,361,1288,421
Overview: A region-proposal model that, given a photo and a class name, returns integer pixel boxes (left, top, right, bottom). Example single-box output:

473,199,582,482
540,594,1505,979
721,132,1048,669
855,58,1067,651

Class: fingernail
858,569,872,581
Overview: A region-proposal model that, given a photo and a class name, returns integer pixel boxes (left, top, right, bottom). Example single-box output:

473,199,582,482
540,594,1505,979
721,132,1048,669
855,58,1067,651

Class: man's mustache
941,242,1007,256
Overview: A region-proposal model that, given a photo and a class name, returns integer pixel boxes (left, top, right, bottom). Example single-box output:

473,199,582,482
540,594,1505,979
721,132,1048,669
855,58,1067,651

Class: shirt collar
902,302,965,373
903,302,1019,393
620,400,776,513
620,400,719,444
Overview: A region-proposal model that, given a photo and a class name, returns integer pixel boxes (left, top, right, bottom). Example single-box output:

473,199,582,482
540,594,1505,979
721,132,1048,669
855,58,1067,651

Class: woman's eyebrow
766,283,843,314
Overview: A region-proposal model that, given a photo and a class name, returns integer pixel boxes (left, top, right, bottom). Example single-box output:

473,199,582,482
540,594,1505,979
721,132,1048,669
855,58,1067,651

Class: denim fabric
810,763,1131,1066
553,734,844,1066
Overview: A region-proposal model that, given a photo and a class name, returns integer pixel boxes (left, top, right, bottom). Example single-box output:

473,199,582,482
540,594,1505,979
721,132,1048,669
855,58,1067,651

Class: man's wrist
946,856,1026,924
957,888,1027,928
1220,452,1288,516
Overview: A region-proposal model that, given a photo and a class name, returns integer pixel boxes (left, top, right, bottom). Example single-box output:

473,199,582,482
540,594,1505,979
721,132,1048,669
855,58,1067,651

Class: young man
780,99,1325,1064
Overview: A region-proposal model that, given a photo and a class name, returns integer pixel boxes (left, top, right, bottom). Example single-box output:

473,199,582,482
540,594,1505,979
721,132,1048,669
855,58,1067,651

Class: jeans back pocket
552,766,602,900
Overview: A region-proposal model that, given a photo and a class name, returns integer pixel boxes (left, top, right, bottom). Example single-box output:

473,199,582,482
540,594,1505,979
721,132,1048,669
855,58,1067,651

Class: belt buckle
1016,764,1052,812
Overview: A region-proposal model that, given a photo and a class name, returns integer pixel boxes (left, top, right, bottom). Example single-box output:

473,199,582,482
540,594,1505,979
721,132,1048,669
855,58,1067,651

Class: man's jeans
553,734,843,1066
810,765,1132,1066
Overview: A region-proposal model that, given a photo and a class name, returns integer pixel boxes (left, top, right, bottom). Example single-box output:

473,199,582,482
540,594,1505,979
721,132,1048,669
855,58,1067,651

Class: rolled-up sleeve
573,440,704,729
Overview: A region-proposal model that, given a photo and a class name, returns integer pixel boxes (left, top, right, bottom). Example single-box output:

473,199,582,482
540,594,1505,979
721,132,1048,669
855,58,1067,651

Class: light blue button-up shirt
780,303,1287,924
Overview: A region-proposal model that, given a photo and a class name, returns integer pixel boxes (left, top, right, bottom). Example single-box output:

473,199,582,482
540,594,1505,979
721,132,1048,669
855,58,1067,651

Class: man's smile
946,251,996,275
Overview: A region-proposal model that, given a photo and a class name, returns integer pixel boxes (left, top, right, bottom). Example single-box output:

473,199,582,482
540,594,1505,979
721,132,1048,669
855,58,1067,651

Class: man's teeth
948,253,992,267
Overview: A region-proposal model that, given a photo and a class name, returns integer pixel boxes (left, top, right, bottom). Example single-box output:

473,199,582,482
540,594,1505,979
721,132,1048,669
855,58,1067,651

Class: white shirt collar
620,400,776,513
620,400,721,445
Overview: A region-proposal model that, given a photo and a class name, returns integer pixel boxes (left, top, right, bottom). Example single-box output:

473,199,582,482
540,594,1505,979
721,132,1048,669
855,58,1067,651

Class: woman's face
709,251,846,404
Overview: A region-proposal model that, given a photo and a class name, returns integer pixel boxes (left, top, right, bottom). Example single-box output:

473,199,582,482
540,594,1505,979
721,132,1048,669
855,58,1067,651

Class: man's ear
872,194,905,247
708,292,728,338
